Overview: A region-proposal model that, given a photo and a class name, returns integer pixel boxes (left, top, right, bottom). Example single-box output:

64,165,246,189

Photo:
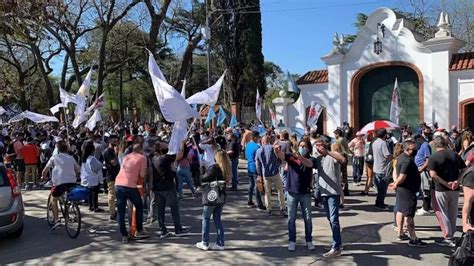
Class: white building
273,7,474,134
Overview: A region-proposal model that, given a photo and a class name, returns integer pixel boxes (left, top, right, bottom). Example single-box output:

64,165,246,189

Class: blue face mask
298,147,308,156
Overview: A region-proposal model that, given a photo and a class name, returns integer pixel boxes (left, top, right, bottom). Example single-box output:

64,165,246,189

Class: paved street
0,161,457,265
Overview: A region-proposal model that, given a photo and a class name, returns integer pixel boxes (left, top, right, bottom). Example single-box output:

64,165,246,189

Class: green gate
358,66,419,129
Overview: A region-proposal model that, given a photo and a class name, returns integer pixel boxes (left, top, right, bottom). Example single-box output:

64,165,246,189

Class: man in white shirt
42,141,80,230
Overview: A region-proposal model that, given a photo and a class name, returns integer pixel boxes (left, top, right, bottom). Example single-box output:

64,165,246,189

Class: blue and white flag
217,106,226,126
255,89,262,123
229,113,237,128
287,70,299,93
205,106,216,125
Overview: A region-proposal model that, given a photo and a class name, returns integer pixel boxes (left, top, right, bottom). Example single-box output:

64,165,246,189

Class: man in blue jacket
246,131,264,210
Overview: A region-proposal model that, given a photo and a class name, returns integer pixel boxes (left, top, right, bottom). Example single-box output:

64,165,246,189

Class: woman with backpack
195,150,232,251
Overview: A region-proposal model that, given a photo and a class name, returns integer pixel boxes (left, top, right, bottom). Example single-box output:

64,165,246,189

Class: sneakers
109,213,117,221
280,209,288,217
397,234,410,241
134,230,150,239
257,206,267,211
196,241,210,251
288,241,296,252
175,228,191,236
307,242,315,250
436,238,456,248
159,231,172,239
415,208,430,216
121,236,129,243
323,248,342,258
247,202,257,208
408,238,428,247
374,204,389,210
51,221,62,231
210,243,225,251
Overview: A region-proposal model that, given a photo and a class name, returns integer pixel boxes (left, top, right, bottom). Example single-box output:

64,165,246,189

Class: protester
334,129,350,196
362,133,375,196
196,150,232,251
348,132,365,186
80,142,104,212
226,133,241,191
414,128,433,215
428,137,466,247
21,137,40,190
41,141,80,230
149,141,190,238
115,144,150,243
176,141,196,199
315,137,346,257
389,140,427,247
256,135,285,216
245,131,264,210
104,135,120,220
274,138,317,252
372,128,393,209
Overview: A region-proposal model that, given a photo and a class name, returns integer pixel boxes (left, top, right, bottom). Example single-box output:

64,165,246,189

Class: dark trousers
88,185,100,210
191,164,201,188
156,189,183,233
116,186,143,237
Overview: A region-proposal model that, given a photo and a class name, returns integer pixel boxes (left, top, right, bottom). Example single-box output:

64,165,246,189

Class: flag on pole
269,107,278,128
85,109,102,131
76,68,93,100
217,106,227,126
59,87,78,105
306,101,323,127
205,106,216,125
229,113,237,128
148,52,199,122
255,89,262,123
186,70,226,106
389,78,401,125
293,93,306,129
50,103,64,115
168,120,188,154
86,93,105,113
287,70,299,93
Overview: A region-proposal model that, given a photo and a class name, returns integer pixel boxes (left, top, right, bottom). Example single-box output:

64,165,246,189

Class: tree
211,0,265,119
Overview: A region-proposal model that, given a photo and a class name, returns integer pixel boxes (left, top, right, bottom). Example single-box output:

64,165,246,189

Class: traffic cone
129,176,144,237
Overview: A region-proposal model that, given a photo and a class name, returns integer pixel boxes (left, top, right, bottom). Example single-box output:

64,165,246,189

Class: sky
260,0,401,75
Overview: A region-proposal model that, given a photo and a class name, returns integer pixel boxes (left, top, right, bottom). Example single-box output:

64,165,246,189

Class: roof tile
450,52,474,71
296,70,328,85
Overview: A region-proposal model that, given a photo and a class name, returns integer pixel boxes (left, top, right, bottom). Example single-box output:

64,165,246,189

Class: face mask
298,147,308,156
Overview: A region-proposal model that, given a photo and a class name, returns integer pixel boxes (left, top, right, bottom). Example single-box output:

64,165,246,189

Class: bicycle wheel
65,203,81,239
46,193,55,226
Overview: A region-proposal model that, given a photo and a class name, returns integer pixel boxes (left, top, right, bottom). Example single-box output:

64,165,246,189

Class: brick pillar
231,102,240,122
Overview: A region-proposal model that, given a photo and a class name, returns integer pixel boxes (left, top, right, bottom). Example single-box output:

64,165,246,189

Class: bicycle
46,186,85,239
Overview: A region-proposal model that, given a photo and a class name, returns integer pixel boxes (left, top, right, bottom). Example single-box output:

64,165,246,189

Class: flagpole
62,105,70,145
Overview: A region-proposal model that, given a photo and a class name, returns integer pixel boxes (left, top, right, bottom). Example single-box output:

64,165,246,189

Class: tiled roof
296,70,329,85
200,105,226,117
450,52,474,71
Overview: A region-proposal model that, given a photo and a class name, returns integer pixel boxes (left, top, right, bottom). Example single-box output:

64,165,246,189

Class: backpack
449,231,474,266
365,142,374,164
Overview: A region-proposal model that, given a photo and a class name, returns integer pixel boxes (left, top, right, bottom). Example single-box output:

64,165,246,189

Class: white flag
85,109,102,131
389,78,401,125
168,120,188,155
148,52,199,122
50,103,64,115
72,113,87,128
76,68,93,100
186,70,226,106
292,93,305,129
255,89,262,123
306,101,323,127
287,70,299,93
269,107,278,128
60,87,78,105
0,106,5,115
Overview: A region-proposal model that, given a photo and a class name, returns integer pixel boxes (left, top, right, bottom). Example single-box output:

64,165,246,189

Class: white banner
306,101,323,127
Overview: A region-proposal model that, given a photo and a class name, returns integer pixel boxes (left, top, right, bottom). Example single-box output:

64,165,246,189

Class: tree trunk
97,28,108,96
119,66,124,121
30,43,55,107
173,34,203,89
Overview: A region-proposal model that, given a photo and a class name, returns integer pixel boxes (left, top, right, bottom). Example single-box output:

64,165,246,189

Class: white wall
450,70,474,127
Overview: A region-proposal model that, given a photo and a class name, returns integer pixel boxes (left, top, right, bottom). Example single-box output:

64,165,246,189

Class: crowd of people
2,119,474,259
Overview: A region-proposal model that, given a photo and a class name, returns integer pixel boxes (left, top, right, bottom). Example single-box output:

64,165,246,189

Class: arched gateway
351,62,424,130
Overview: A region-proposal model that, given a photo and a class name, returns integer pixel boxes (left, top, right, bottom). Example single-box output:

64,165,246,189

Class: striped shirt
256,144,281,178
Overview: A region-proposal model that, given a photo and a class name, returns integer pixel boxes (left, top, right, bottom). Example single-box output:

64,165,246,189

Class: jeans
156,189,183,233
322,195,342,249
177,166,195,197
116,186,143,237
287,192,312,242
202,205,224,246
231,158,239,188
352,156,364,183
374,173,388,206
248,171,263,207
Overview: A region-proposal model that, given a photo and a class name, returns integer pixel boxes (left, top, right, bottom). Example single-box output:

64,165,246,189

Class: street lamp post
205,0,211,87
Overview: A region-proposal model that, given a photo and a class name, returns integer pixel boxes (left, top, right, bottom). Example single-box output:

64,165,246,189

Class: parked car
0,164,24,238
